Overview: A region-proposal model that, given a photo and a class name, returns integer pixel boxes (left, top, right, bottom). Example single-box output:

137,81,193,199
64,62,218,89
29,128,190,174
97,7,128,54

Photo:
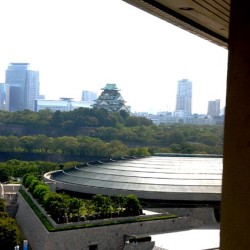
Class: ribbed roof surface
51,156,222,196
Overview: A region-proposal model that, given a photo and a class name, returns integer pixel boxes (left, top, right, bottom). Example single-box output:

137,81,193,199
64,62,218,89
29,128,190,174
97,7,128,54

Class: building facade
0,83,7,110
5,63,40,111
207,99,220,117
81,90,97,102
175,79,192,116
35,98,92,112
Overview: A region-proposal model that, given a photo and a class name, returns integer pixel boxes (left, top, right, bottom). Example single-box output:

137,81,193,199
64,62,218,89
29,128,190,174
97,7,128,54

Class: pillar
220,0,250,249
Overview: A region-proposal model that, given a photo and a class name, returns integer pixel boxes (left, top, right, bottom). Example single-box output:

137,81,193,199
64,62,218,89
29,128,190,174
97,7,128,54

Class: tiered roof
93,84,129,112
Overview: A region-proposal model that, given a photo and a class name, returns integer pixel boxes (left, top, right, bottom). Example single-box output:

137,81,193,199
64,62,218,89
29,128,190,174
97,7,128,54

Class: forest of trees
0,108,152,129
0,108,224,156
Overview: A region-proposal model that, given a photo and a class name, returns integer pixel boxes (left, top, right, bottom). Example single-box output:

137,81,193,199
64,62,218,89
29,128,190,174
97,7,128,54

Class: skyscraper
175,79,192,116
0,83,7,110
5,63,40,111
81,90,97,102
207,99,220,117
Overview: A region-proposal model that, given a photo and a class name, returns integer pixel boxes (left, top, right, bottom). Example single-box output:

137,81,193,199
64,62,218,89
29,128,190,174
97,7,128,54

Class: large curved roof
49,156,222,201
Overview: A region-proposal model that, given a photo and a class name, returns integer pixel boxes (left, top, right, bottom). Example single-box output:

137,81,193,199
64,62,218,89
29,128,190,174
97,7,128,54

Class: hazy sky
0,0,228,114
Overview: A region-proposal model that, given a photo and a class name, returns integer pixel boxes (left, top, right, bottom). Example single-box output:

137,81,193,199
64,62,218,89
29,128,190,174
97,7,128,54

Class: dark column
220,1,250,249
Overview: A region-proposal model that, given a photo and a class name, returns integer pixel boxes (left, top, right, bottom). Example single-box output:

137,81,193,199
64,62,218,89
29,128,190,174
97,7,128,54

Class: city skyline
0,0,228,114
0,64,224,115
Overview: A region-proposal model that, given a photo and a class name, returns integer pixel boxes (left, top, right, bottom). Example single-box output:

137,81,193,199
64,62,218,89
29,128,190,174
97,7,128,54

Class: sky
0,0,228,114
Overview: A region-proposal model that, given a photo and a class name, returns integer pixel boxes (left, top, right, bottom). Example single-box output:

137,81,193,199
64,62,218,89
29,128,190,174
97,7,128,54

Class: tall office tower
0,83,7,110
207,99,220,117
81,90,97,102
5,63,40,111
26,70,40,111
175,79,192,116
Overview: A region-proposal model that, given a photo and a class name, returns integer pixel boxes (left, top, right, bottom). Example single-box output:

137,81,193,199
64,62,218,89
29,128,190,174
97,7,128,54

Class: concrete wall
16,192,203,250
163,207,217,225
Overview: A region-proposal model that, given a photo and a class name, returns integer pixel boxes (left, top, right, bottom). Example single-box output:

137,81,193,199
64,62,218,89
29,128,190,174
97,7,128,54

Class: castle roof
101,83,119,91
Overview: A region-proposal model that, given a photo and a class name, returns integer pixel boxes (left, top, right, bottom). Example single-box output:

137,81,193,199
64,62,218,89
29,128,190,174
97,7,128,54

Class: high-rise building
5,63,40,111
175,79,192,116
81,91,97,102
0,83,7,110
207,99,220,117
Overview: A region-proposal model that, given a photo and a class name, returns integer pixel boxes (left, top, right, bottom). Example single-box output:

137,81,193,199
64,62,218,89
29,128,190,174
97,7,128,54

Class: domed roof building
92,83,130,112
45,156,222,202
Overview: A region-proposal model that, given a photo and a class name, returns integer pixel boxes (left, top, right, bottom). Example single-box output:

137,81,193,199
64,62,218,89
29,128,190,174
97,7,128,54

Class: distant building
207,99,220,117
175,79,192,116
92,83,130,112
35,98,92,112
5,63,40,111
138,112,215,125
81,90,97,102
0,83,7,110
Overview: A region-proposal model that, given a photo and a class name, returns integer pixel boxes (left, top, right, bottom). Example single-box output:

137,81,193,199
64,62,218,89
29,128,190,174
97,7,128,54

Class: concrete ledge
16,192,204,250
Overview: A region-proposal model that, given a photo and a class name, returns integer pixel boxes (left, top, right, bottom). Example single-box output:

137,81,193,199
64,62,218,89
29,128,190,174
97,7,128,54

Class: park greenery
22,174,142,224
0,160,61,182
0,108,224,157
0,108,152,128
0,199,21,250
0,135,151,158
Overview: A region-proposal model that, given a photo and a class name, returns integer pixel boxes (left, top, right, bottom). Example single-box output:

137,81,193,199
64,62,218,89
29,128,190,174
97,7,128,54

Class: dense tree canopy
0,201,20,250
0,135,151,158
0,108,152,128
0,108,224,156
0,215,20,250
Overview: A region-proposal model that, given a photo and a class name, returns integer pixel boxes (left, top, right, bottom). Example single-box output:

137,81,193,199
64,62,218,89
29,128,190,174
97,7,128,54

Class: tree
0,213,20,250
0,199,5,212
135,147,151,156
54,136,79,155
44,193,68,223
68,198,82,220
4,136,19,152
50,110,64,126
33,135,54,153
22,174,36,188
19,136,36,152
124,194,142,216
168,130,185,145
108,140,128,158
0,168,11,183
101,196,113,216
28,179,40,194
37,109,53,126
92,194,105,215
119,110,130,120
33,184,50,203
112,195,126,214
